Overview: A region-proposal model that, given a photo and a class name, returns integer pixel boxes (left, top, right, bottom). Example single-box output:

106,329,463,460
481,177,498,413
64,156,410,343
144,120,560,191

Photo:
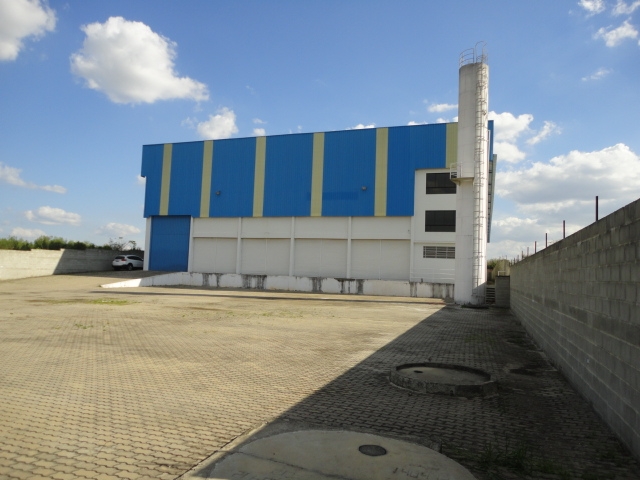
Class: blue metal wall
209,137,256,217
263,133,314,216
140,122,493,219
141,144,164,218
410,123,447,169
322,129,376,216
169,142,204,216
149,216,190,271
386,126,413,216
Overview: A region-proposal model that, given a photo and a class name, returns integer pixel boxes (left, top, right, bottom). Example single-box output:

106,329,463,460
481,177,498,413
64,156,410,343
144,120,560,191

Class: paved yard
0,272,638,480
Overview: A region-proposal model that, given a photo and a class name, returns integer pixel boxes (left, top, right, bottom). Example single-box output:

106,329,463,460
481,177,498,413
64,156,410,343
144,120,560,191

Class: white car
112,255,144,271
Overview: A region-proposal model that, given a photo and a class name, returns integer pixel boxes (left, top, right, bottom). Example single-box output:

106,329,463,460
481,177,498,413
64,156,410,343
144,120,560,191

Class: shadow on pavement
180,304,640,480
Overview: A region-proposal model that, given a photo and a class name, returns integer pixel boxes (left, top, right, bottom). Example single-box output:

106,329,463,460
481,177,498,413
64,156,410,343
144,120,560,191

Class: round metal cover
390,362,498,398
358,444,387,456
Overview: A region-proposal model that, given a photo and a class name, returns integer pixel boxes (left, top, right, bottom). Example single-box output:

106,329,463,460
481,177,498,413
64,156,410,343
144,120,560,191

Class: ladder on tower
472,59,488,298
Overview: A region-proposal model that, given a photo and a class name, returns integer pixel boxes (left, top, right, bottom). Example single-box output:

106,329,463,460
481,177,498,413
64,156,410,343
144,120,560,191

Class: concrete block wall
0,249,136,280
494,275,510,308
510,198,640,459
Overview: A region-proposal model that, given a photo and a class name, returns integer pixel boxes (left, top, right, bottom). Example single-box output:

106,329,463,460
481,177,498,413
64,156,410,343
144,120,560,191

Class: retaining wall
510,198,640,459
102,271,455,299
0,249,137,280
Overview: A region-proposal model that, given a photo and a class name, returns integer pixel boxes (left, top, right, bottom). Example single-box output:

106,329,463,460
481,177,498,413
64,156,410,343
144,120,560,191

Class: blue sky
1,0,639,258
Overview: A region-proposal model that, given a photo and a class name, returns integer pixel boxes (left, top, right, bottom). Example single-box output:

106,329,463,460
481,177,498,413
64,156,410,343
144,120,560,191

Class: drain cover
390,362,497,398
358,444,387,456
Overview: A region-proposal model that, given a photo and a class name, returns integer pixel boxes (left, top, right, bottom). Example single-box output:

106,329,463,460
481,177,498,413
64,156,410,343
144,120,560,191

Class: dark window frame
426,173,456,194
425,210,456,232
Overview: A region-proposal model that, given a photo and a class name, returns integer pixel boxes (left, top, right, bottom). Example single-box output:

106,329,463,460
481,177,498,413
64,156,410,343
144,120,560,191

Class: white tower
452,43,489,304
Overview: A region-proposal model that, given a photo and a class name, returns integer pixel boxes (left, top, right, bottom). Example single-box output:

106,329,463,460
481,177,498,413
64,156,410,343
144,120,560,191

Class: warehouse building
140,47,495,303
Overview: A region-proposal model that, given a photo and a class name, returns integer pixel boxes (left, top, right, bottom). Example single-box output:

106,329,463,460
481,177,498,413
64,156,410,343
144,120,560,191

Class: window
425,210,456,232
426,173,456,194
423,246,455,259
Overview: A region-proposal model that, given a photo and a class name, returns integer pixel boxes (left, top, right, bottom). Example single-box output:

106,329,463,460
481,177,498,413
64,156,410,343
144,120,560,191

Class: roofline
142,121,459,148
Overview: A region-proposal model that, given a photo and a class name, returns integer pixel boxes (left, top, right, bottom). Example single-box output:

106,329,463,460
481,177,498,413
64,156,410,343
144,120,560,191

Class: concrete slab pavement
186,429,476,480
0,272,639,479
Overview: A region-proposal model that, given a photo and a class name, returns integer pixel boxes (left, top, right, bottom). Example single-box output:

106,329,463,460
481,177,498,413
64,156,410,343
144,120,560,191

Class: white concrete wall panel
380,240,410,280
295,217,348,239
192,218,238,238
351,240,410,280
293,239,321,276
294,239,347,278
351,240,380,279
192,238,237,273
102,272,455,299
265,239,291,276
412,244,455,283
413,169,457,245
351,217,411,240
319,239,348,277
241,239,268,275
241,217,291,238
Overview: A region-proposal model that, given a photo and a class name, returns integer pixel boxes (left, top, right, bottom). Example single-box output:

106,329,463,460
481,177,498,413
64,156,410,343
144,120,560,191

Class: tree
107,238,138,251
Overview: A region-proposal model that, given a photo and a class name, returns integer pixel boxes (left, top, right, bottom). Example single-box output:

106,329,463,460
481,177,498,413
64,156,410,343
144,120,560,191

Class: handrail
459,41,488,67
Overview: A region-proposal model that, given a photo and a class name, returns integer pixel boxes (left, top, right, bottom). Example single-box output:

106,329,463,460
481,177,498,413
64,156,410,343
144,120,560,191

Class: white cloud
527,121,560,145
407,121,427,126
491,217,540,243
488,111,533,143
428,103,457,113
488,112,559,162
493,141,527,164
136,175,145,186
0,0,56,61
197,108,238,139
350,123,376,130
490,144,640,258
181,117,196,129
578,0,606,15
0,162,66,193
253,118,266,124
253,128,266,136
487,111,536,163
70,16,208,104
96,222,140,237
595,19,639,47
25,206,81,225
488,236,569,260
11,227,45,239
581,67,612,81
497,143,640,208
613,0,640,15
489,144,640,258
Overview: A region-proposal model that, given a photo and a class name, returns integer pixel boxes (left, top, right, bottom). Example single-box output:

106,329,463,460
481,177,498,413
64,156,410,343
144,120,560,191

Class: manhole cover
358,444,387,456
390,362,497,397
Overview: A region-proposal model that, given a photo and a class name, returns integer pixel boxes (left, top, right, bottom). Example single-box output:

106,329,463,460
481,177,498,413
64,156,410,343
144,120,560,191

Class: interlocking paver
1,272,639,479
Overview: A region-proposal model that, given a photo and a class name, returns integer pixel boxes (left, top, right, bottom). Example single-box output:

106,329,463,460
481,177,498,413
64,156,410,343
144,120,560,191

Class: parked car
112,255,144,271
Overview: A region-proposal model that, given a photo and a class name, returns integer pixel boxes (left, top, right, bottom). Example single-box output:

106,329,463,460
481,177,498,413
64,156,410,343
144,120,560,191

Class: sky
1,0,639,259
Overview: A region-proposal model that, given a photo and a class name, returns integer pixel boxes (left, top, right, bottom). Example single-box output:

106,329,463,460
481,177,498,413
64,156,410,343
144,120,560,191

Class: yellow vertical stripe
200,140,213,217
310,132,324,217
374,128,388,217
446,123,458,168
159,143,172,215
252,136,266,217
